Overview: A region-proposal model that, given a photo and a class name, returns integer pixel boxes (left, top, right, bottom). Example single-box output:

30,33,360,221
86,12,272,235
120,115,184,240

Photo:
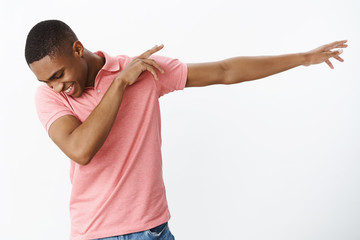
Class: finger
142,58,165,74
142,62,160,80
325,59,334,69
333,41,348,49
334,55,344,62
325,40,348,51
333,40,348,46
327,49,343,59
139,44,164,59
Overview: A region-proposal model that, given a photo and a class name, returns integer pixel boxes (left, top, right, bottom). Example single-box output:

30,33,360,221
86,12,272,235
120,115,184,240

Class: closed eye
49,71,64,80
56,71,64,79
37,68,65,83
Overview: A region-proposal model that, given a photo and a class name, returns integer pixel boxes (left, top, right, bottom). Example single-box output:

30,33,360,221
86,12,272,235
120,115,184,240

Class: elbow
219,59,246,85
67,138,100,165
75,157,91,166
219,60,233,85
70,149,93,166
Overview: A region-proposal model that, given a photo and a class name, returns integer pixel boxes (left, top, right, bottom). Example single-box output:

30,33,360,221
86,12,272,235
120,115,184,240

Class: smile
64,83,74,93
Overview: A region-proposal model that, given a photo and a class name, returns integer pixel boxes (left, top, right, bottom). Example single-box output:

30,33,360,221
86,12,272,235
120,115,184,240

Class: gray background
1,0,359,239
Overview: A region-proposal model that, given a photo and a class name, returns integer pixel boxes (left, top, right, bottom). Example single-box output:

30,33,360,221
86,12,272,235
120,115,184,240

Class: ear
72,40,84,57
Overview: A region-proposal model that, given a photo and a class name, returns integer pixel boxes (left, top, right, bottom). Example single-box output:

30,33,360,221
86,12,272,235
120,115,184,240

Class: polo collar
94,51,121,72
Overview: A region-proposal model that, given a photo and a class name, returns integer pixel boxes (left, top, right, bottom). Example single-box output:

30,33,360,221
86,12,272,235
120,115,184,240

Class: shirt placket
94,72,105,104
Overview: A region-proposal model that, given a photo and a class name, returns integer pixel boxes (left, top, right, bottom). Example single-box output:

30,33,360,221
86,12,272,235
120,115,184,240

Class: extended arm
186,40,348,87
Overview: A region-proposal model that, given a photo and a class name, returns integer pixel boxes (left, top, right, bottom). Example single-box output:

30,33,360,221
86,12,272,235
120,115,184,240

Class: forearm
69,78,128,164
222,52,307,84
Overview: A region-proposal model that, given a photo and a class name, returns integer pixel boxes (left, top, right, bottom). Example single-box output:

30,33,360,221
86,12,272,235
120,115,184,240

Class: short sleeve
35,85,75,133
149,55,188,98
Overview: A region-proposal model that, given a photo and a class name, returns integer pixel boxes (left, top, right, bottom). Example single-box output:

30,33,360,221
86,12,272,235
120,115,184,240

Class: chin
73,92,82,98
72,84,83,98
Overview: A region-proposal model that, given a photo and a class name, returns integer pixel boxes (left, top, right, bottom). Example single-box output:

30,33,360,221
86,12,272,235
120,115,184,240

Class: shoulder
35,84,69,110
35,84,66,101
150,55,183,64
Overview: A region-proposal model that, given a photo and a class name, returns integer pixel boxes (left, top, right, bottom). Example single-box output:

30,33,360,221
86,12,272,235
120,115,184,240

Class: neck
84,49,105,88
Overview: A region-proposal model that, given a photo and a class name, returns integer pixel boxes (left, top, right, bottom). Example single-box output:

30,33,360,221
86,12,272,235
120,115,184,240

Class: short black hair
25,20,78,65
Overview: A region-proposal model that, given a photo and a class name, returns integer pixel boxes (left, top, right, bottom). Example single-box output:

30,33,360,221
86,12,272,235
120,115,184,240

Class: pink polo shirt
35,51,187,240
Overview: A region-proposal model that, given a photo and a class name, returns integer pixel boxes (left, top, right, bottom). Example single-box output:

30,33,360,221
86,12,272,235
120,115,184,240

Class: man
25,20,347,240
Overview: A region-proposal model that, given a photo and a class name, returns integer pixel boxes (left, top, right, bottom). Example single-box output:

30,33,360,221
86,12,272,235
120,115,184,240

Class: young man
25,20,347,240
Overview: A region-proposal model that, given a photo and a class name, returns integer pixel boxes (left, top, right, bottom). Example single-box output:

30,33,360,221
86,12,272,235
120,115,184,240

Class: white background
0,0,359,239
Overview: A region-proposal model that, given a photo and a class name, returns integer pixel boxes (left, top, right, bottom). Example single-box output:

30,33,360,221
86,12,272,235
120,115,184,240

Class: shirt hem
70,215,171,240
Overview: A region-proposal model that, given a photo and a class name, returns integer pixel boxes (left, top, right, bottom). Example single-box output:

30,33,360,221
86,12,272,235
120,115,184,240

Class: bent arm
49,78,128,165
48,45,164,165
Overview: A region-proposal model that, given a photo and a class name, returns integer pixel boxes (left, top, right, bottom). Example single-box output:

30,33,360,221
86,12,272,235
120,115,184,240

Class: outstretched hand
304,40,348,69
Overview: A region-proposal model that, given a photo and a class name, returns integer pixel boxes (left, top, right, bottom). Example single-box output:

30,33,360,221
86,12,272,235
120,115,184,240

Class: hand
115,44,165,86
303,40,348,69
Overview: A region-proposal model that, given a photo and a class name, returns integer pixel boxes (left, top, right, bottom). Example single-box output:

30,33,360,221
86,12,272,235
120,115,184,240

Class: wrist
114,76,129,91
301,52,311,67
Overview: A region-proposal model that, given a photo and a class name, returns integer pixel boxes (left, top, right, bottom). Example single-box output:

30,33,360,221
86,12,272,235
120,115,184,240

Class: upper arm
185,61,227,88
149,55,188,97
48,114,83,164
35,85,87,164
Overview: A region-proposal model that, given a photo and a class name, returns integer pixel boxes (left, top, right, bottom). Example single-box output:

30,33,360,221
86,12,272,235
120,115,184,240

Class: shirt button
97,89,101,93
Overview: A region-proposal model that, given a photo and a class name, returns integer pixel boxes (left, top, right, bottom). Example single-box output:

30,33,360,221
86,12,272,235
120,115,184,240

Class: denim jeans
94,222,175,240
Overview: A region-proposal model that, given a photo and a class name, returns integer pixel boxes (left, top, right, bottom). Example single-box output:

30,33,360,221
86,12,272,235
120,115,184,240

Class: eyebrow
38,68,65,82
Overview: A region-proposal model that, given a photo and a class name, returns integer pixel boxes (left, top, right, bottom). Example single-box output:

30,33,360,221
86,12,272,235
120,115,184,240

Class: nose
48,80,64,93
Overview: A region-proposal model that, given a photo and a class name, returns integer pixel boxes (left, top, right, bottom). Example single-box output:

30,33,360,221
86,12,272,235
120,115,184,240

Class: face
29,42,89,98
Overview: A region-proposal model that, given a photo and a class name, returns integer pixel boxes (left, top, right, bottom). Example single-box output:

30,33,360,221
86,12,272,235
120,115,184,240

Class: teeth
64,84,73,93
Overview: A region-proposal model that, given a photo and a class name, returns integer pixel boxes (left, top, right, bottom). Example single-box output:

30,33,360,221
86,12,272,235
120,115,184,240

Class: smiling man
25,20,347,240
